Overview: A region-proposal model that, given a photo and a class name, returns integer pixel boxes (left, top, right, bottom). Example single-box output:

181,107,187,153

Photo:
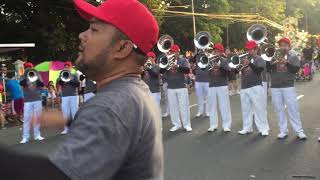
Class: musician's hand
171,63,179,71
35,110,66,131
243,59,250,65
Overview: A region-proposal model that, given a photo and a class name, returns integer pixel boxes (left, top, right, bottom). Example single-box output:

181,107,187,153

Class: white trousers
152,92,162,127
84,92,95,102
271,87,304,134
240,86,269,133
22,101,42,139
207,86,232,129
162,83,169,115
262,82,268,105
61,96,79,122
167,88,191,128
195,82,209,114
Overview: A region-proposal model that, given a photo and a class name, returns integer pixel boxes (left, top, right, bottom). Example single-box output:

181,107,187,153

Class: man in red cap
142,52,162,128
57,61,80,135
160,44,192,132
267,37,306,139
0,0,163,180
19,62,45,143
206,43,232,132
238,40,270,136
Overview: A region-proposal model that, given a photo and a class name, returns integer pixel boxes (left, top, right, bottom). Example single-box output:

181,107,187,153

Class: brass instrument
60,70,71,82
194,31,214,69
144,59,153,70
247,24,267,44
228,53,252,71
260,44,288,64
157,35,176,70
26,69,39,83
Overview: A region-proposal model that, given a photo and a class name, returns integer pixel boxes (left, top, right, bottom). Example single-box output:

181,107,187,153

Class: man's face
76,18,118,79
279,42,290,53
147,57,155,64
246,48,255,56
64,65,71,71
214,49,222,56
225,49,231,55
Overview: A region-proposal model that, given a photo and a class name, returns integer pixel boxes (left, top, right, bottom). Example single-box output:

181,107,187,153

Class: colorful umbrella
34,61,76,86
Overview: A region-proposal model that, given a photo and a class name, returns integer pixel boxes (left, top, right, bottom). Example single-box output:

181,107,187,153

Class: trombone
157,35,176,70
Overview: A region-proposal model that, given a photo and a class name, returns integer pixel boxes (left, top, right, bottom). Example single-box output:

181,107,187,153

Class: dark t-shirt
208,58,230,87
84,80,97,94
58,74,80,97
241,56,265,89
269,54,300,88
49,76,163,180
142,64,160,93
302,48,314,61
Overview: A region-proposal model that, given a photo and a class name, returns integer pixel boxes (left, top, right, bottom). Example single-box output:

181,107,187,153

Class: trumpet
260,44,288,63
26,69,39,83
228,53,251,71
60,70,71,82
247,24,268,44
196,52,220,70
157,53,176,71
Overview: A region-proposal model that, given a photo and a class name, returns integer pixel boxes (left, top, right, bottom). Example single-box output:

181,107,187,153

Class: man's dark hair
113,29,147,66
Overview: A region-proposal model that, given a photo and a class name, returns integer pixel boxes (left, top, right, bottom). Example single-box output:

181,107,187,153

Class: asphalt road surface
1,75,320,180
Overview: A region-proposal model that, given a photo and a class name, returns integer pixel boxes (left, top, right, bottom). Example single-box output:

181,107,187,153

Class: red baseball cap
245,41,258,50
24,62,34,69
147,52,156,58
278,37,291,45
213,43,225,53
74,0,159,54
64,61,73,67
170,44,180,52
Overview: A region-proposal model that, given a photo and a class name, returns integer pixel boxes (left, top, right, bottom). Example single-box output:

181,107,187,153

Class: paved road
1,75,320,180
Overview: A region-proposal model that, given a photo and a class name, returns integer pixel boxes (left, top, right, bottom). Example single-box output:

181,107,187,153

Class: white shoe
208,127,217,132
277,132,288,139
297,132,307,140
205,113,210,117
261,131,269,136
169,126,181,132
224,128,231,132
162,112,169,117
195,112,201,117
238,129,252,135
185,127,192,132
236,90,240,95
19,138,29,144
61,128,69,135
34,136,45,141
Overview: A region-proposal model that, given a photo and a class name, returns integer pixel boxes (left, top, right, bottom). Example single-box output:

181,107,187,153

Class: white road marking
189,101,206,108
285,95,304,108
188,95,304,109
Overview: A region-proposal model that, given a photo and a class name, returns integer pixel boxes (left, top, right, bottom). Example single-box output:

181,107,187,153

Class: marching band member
194,50,210,117
19,63,45,143
57,61,80,134
161,44,192,132
268,38,307,139
207,43,232,132
142,52,162,127
238,41,270,136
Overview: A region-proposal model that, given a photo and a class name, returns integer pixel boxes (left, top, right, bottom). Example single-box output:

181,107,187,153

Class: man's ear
114,40,134,60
